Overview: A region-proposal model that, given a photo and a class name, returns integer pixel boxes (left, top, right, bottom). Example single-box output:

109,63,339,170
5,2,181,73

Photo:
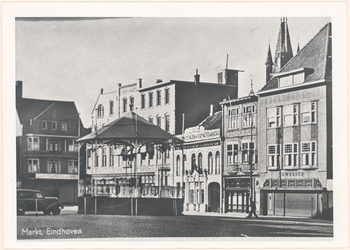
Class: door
208,182,220,212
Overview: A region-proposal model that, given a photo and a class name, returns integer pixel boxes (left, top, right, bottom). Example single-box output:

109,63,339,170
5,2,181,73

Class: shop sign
181,140,220,150
226,128,256,138
281,170,305,177
35,173,79,180
183,129,220,141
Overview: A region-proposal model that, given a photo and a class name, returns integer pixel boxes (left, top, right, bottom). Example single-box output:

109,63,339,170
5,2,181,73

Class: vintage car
17,189,64,215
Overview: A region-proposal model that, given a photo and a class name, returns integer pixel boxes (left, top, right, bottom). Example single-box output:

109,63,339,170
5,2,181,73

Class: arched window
215,151,220,174
198,153,203,170
183,154,187,174
191,154,196,172
208,152,213,174
176,155,180,176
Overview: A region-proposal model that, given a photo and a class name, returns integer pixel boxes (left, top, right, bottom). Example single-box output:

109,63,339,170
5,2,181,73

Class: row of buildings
16,19,333,218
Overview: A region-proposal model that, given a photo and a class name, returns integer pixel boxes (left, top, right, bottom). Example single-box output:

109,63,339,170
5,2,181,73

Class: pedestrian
246,197,259,218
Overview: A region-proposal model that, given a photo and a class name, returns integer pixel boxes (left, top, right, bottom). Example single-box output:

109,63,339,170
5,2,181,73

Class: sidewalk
183,211,333,226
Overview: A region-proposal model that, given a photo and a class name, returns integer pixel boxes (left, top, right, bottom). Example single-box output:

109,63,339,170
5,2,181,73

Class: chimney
209,104,213,116
138,78,142,88
100,88,104,94
194,69,200,86
16,81,23,99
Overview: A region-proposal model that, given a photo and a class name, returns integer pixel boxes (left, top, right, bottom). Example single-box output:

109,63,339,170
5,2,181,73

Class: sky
16,16,331,127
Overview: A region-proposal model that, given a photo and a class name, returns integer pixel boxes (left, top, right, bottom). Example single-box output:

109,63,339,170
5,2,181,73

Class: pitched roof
260,22,332,92
78,112,182,144
198,111,222,130
16,98,79,124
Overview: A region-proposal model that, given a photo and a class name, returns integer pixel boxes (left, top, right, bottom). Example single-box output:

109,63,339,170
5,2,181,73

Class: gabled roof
198,111,222,130
16,98,79,124
260,22,332,92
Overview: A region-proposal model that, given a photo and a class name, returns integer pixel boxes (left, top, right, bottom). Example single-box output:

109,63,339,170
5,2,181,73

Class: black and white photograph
2,2,348,249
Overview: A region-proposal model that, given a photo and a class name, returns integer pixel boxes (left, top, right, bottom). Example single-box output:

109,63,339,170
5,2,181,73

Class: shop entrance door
226,191,249,213
208,182,220,212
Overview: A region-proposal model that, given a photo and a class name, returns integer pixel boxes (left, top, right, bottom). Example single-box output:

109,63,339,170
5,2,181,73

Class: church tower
272,17,294,72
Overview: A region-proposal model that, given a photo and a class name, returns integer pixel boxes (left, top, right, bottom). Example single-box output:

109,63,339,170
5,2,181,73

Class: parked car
17,189,64,215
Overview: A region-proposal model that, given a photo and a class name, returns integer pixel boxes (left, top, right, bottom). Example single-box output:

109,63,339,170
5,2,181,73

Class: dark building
16,81,89,205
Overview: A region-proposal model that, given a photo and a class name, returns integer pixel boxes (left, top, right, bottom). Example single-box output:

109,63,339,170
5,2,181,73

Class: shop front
260,174,324,218
224,177,253,213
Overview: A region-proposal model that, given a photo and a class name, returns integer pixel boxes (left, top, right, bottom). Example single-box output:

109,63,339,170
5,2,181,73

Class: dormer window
276,68,314,88
279,72,304,87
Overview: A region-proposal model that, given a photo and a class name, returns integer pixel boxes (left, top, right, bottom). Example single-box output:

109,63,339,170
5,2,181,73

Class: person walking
246,197,259,218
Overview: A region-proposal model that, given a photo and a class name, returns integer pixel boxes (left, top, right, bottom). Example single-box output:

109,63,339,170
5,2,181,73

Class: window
47,159,61,173
198,153,203,170
109,147,114,167
176,155,180,176
61,122,67,131
227,144,233,164
129,96,134,111
156,90,161,106
67,139,78,152
87,150,92,169
267,107,281,128
215,151,220,174
279,73,304,87
68,160,78,174
52,121,57,130
102,148,107,167
284,105,298,126
301,102,317,124
42,121,47,130
149,92,153,108
208,152,213,174
109,100,114,115
27,137,39,151
165,115,170,132
49,140,60,152
234,144,240,163
141,94,145,109
95,153,99,167
268,145,281,168
156,116,161,128
242,142,255,164
97,104,104,117
28,159,39,173
284,143,298,168
301,142,317,167
242,105,256,127
191,154,196,172
228,108,239,129
123,98,127,113
165,88,170,104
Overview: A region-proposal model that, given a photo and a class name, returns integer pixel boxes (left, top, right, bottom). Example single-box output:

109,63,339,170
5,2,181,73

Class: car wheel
43,210,51,215
52,207,61,215
17,205,26,215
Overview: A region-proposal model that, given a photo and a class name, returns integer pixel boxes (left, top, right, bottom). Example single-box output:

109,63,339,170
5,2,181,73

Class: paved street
17,208,333,239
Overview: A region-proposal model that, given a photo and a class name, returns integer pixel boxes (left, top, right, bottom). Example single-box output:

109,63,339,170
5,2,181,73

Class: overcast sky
16,17,331,127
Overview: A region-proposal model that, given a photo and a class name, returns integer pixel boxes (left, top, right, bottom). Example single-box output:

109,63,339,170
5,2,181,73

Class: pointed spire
249,77,255,96
265,43,273,65
273,17,294,72
265,43,273,83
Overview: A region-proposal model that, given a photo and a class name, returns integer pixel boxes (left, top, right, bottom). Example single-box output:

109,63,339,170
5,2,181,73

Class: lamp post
250,121,253,201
